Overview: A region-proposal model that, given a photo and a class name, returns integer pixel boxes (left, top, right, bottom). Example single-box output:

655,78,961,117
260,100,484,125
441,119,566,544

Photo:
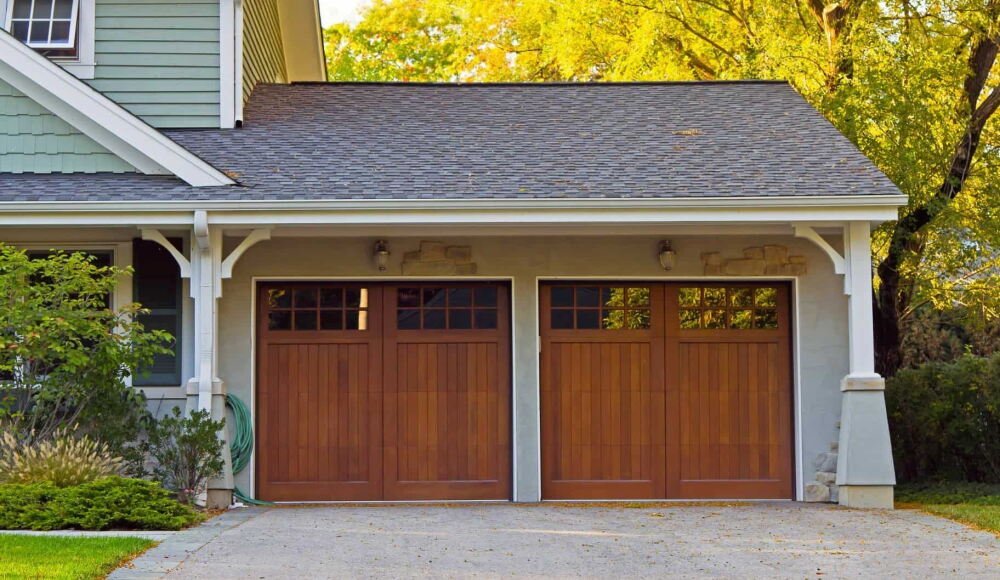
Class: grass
896,482,1000,535
0,535,155,580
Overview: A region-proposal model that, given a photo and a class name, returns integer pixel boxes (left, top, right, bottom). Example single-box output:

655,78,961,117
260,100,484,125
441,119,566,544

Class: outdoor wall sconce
374,239,390,271
658,240,676,271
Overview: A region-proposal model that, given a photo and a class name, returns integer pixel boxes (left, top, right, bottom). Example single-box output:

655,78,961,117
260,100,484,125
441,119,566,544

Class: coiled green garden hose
225,393,274,505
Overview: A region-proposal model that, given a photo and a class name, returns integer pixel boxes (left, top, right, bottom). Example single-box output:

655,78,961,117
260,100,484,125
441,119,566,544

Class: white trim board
0,30,234,186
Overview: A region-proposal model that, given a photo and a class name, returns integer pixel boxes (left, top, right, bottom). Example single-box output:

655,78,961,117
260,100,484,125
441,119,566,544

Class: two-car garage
255,281,793,502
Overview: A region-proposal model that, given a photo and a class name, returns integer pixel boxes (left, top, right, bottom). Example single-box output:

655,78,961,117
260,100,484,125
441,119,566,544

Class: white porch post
837,221,895,508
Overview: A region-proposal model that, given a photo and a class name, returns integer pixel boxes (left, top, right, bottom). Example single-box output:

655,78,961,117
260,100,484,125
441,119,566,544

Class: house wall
0,79,136,173
217,234,849,502
242,0,287,104
86,0,221,129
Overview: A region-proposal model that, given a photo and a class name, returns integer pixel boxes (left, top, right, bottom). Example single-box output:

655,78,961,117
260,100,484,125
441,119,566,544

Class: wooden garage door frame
539,281,795,500
254,280,512,502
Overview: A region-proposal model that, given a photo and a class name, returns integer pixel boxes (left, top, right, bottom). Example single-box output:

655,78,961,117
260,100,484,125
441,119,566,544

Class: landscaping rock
816,471,836,486
805,482,831,503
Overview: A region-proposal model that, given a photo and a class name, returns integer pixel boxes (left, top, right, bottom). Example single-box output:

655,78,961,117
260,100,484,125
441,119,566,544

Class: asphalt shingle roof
0,81,901,202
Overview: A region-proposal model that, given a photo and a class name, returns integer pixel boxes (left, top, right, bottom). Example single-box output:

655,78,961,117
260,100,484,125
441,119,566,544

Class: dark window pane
11,21,29,41
29,22,50,43
755,287,777,308
268,311,291,330
12,0,31,18
293,288,317,308
730,309,753,329
34,0,53,17
136,279,178,309
422,287,446,307
474,308,497,329
53,0,73,18
320,310,343,330
449,308,472,329
576,309,599,329
679,288,700,307
397,309,420,330
704,287,725,307
345,288,363,307
703,309,726,329
550,287,573,307
576,287,600,307
729,288,753,308
754,309,778,329
627,309,651,330
551,309,574,329
474,286,498,307
679,309,701,329
294,311,317,330
397,287,420,307
423,309,446,329
267,288,291,308
346,310,366,330
49,20,70,43
448,287,472,307
320,287,343,308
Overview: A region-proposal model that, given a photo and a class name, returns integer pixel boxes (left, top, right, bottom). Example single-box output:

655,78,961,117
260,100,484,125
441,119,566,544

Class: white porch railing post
836,221,896,508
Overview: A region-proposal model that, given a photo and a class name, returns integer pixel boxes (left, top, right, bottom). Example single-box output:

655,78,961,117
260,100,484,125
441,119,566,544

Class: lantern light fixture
658,240,676,271
374,239,390,271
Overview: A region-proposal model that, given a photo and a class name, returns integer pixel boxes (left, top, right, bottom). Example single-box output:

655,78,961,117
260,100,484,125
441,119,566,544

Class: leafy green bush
0,245,169,453
886,353,1000,483
0,429,122,487
0,477,202,531
141,408,224,505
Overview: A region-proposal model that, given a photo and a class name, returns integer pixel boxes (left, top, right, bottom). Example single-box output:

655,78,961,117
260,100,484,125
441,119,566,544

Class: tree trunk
874,33,1000,376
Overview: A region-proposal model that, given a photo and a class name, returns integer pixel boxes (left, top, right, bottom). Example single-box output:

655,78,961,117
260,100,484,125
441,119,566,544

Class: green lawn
896,482,1000,535
0,535,155,580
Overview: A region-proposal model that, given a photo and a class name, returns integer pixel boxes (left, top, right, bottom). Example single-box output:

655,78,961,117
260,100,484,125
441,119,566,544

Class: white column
836,221,895,508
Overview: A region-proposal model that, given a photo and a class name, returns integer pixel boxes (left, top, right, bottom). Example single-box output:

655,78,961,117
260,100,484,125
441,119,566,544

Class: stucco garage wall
218,234,848,501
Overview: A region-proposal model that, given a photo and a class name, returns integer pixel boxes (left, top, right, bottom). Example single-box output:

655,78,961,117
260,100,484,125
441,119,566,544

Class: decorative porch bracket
793,224,849,294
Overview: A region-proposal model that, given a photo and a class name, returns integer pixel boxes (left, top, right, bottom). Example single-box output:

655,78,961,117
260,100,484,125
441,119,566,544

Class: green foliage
142,408,225,505
0,428,122,487
0,477,202,531
886,353,1000,483
901,307,1000,369
0,535,156,580
0,245,170,452
896,482,1000,506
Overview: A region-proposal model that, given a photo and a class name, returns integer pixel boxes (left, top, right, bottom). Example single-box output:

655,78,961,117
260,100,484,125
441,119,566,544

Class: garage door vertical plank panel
610,344,623,482
758,342,771,479
418,343,430,482
581,343,593,478
570,342,582,481
274,345,286,485
561,343,574,481
747,343,761,480
338,344,351,483
358,343,371,484
718,343,731,480
408,343,421,482
698,344,711,482
629,344,642,481
737,342,750,481
479,344,492,481
307,344,319,483
708,343,721,480
316,344,329,484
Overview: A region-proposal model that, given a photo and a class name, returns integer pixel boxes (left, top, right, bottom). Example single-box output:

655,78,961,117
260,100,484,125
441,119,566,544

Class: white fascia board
0,31,234,187
0,195,907,227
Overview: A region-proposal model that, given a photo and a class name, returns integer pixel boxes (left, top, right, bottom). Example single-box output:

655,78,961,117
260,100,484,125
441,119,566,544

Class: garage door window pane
294,311,317,330
423,309,446,329
268,310,291,330
551,287,574,307
678,286,780,330
293,288,317,308
320,310,343,330
474,308,498,329
552,309,574,329
397,309,420,330
550,285,651,330
450,309,472,329
267,285,370,332
576,287,600,307
679,287,700,307
397,285,501,330
576,309,600,329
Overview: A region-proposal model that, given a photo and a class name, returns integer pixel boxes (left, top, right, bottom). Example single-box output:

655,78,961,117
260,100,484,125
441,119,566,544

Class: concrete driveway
113,503,998,579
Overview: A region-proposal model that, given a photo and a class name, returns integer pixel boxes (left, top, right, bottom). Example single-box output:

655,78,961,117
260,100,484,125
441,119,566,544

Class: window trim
1,0,94,79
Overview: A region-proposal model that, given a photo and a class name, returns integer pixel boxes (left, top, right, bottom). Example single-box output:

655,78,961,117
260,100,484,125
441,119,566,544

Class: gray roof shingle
0,81,901,202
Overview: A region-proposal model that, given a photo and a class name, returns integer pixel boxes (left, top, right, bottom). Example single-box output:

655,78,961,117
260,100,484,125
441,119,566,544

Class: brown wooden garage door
256,282,511,502
541,282,793,500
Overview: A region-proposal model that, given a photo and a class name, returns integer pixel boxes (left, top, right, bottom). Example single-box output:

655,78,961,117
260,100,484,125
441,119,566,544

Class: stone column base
838,485,894,509
206,488,233,510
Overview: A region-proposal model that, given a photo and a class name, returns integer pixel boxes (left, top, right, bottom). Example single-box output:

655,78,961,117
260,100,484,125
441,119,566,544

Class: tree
0,245,171,446
326,0,1000,375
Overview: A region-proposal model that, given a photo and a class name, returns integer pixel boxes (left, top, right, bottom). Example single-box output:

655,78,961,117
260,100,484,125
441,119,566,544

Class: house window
132,239,184,386
6,0,79,50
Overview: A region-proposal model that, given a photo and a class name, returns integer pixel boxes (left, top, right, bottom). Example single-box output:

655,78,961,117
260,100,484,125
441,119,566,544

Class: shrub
0,429,121,487
0,246,170,451
886,353,1000,483
0,477,202,531
142,408,225,504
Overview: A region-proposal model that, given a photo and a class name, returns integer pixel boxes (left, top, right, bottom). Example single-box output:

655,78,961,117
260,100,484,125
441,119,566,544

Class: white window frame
1,0,94,79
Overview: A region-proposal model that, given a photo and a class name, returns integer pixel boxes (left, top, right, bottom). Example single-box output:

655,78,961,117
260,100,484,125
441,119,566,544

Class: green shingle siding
0,79,136,173
242,0,286,103
87,0,221,129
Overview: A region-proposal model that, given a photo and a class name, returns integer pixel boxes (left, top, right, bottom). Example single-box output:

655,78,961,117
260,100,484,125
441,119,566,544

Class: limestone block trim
841,376,886,391
702,245,807,276
401,240,478,275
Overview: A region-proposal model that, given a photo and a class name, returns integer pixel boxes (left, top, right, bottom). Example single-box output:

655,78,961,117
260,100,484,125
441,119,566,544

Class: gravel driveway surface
112,503,999,579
